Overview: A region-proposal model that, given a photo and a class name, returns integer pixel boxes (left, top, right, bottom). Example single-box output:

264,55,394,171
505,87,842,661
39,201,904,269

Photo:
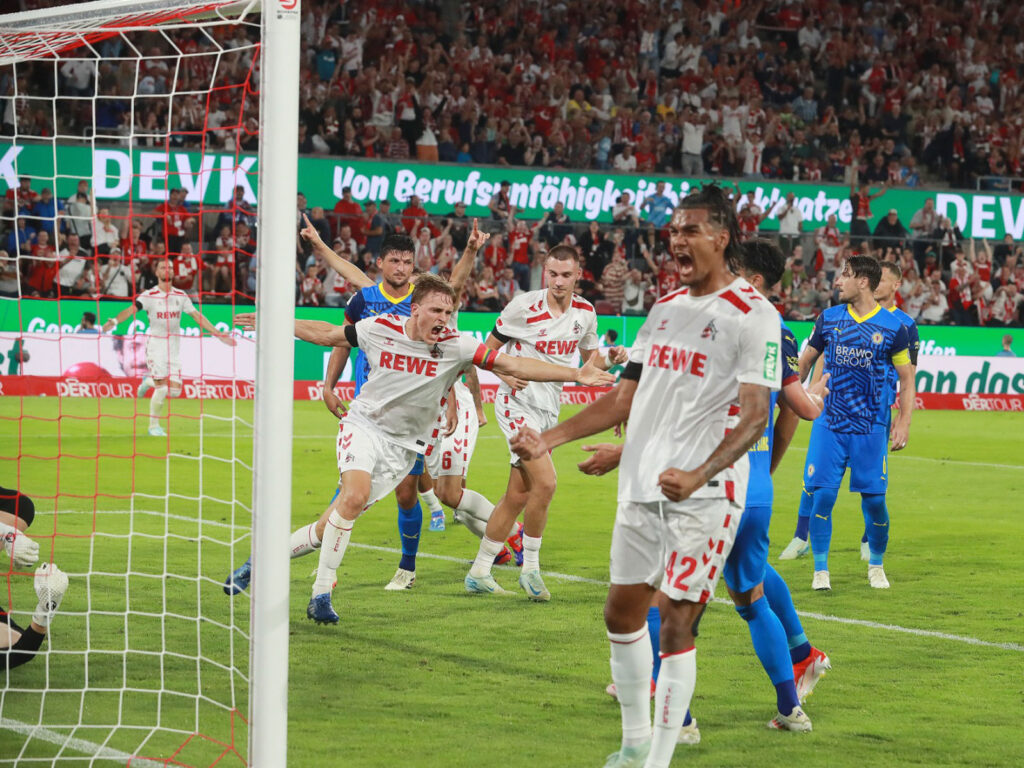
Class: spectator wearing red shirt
26,230,57,297
4,177,37,217
153,187,195,254
173,242,200,297
482,236,508,274
849,180,887,245
401,195,437,238
332,186,364,244
507,217,535,289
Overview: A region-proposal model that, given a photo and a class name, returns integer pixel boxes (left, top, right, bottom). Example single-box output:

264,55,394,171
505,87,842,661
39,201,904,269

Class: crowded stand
1,0,1023,326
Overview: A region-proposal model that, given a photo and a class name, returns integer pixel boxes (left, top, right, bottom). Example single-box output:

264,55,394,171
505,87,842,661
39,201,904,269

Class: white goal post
0,0,298,764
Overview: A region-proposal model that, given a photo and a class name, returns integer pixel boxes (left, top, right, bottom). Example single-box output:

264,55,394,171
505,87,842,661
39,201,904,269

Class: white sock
522,534,542,572
455,489,494,539
290,523,321,559
141,376,154,390
149,386,168,428
313,511,353,596
420,489,443,515
646,647,697,768
468,536,503,577
608,626,653,748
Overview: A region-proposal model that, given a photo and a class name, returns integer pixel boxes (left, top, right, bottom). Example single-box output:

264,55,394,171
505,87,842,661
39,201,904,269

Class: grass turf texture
2,398,1022,767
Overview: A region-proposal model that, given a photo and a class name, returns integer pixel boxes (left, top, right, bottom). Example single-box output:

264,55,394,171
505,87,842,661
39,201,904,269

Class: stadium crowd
2,0,1024,325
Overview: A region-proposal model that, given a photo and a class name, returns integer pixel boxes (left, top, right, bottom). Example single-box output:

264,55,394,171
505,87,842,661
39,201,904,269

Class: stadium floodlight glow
0,0,297,765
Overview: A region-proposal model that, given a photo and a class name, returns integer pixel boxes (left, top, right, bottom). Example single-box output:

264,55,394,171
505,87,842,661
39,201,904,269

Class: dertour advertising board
1,301,1022,405
4,142,1024,237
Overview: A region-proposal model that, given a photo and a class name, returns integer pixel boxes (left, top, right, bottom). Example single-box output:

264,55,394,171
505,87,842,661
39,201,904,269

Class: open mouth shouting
674,252,695,281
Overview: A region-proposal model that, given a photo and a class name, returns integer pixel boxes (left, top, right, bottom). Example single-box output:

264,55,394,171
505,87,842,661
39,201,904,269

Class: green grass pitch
1,397,1022,767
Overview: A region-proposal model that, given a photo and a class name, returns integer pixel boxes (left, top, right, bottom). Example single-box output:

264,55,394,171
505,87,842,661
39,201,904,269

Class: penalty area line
0,718,166,767
351,543,1024,653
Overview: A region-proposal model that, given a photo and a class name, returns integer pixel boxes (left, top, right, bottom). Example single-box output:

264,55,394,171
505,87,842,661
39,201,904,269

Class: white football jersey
136,286,195,358
618,278,782,504
493,289,599,416
346,314,490,452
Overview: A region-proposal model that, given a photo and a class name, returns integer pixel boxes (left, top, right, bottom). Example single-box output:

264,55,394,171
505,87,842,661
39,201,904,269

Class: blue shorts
408,454,425,477
723,505,770,594
804,420,888,494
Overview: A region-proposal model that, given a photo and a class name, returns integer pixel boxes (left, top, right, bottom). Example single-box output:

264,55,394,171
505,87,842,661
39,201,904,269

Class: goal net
0,1,292,764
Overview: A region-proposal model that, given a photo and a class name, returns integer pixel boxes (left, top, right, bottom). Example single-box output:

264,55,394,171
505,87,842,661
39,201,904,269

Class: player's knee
530,472,557,503
435,480,461,509
337,487,368,517
168,381,182,397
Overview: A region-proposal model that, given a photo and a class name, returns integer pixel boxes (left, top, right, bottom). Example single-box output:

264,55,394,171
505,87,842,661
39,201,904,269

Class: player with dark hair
512,185,787,766
782,256,915,590
598,239,832,740
1,487,69,672
463,242,626,601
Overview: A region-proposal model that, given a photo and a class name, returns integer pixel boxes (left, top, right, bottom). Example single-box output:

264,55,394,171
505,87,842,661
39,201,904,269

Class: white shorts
426,398,479,478
145,343,181,381
495,392,558,466
609,497,742,603
336,418,419,512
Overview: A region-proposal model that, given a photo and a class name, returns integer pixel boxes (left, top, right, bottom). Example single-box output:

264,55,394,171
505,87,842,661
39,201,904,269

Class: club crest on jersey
344,452,354,464
430,344,443,359
807,464,815,478
871,331,884,344
701,320,718,340
573,321,583,334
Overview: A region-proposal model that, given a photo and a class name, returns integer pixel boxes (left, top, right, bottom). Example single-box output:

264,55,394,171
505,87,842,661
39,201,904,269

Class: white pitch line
44,512,1024,653
12,434,1024,467
0,718,166,767
350,543,1024,653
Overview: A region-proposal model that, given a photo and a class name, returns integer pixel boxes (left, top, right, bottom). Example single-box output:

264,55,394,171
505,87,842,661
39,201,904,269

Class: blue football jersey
810,304,910,434
344,282,414,393
884,306,919,403
745,319,800,508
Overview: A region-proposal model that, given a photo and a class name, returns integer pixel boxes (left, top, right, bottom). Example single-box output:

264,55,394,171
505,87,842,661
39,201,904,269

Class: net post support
250,0,300,763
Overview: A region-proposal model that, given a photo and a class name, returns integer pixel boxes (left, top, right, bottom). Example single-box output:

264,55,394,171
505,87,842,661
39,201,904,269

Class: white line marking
786,445,1024,471
350,543,1024,653
0,718,166,767
47,512,1024,653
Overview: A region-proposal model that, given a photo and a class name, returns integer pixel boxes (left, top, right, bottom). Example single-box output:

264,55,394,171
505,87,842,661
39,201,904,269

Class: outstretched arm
294,319,351,347
189,310,237,346
511,378,638,460
489,348,614,386
300,213,374,289
102,303,138,332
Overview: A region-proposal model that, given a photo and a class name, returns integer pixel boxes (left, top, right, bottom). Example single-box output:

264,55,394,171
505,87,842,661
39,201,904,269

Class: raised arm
300,213,374,289
451,219,489,300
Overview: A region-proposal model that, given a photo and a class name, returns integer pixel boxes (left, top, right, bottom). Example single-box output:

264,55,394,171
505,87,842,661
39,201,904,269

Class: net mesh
1,1,262,764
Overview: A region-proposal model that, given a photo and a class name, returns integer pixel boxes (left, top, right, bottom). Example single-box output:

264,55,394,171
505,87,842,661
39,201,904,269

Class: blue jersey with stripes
745,318,800,508
884,305,919,403
810,304,910,434
344,282,415,393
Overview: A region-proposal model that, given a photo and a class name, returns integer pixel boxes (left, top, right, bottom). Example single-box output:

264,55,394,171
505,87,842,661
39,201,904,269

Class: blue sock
736,596,799,715
794,485,812,540
646,605,662,683
808,486,839,572
683,709,693,727
862,493,889,566
397,502,423,572
763,564,810,663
